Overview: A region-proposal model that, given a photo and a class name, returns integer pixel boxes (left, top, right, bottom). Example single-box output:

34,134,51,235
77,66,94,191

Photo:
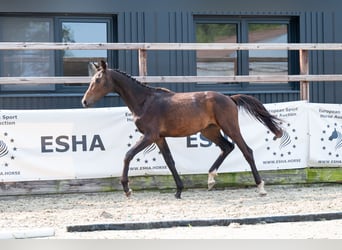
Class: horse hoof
208,170,217,191
259,191,267,197
257,181,267,196
125,189,133,197
208,180,216,191
175,192,182,199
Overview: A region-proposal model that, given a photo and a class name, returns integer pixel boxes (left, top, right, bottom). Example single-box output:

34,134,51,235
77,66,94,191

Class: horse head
82,60,114,107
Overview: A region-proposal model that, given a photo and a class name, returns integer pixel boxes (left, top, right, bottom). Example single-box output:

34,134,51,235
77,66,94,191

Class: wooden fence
1,42,342,100
1,43,342,195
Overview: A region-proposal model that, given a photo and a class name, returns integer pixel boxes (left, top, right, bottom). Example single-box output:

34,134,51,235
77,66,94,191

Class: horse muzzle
82,98,90,108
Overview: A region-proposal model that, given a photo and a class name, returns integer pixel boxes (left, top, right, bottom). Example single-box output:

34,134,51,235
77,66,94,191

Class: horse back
138,91,236,137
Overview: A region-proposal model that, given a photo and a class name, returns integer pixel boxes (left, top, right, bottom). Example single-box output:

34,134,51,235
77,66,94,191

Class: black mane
112,69,173,93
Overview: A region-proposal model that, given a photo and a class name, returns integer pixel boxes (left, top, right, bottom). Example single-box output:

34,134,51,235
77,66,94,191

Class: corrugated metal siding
117,11,196,94
117,12,146,75
114,10,302,104
0,2,342,108
301,12,342,103
0,95,122,109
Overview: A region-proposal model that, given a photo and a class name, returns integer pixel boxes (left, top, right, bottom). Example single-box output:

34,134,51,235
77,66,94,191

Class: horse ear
88,62,99,76
100,60,107,71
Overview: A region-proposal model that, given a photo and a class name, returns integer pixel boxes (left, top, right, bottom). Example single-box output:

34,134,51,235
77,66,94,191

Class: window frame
55,16,115,93
193,15,300,92
0,14,116,94
0,16,55,92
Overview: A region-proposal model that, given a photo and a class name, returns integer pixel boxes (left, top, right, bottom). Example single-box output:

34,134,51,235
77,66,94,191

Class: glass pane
196,23,237,79
248,23,288,76
0,17,54,91
62,22,107,82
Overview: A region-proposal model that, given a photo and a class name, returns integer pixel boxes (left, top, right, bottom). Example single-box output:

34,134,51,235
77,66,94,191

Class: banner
308,103,342,167
0,108,126,182
0,101,339,182
252,101,309,171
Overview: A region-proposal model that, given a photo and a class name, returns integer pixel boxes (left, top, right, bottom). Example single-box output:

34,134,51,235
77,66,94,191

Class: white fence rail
1,42,342,100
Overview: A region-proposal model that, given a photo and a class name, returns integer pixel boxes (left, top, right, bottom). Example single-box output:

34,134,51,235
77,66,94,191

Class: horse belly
160,106,213,137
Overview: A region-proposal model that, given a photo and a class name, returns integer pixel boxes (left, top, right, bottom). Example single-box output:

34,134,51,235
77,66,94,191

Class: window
248,23,288,76
195,16,299,89
196,23,237,76
0,15,114,92
59,19,110,88
0,17,55,91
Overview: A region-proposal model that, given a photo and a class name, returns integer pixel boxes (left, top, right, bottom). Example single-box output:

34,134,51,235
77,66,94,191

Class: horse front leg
201,126,235,191
121,135,153,197
156,138,184,199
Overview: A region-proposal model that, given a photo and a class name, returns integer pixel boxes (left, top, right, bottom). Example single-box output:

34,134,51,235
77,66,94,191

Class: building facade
1,0,342,109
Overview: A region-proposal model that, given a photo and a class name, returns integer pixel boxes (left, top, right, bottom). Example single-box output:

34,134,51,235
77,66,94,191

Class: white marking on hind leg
208,170,218,191
257,180,267,196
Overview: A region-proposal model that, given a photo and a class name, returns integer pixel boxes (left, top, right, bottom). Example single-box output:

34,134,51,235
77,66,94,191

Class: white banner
0,108,126,181
252,101,309,171
308,103,342,167
0,101,339,182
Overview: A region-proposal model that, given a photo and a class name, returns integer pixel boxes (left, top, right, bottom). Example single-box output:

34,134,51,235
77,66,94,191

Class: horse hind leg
230,133,267,196
208,170,218,191
218,119,267,196
201,126,235,191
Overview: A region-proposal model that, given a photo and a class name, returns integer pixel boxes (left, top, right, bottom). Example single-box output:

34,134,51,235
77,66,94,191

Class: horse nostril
82,99,88,107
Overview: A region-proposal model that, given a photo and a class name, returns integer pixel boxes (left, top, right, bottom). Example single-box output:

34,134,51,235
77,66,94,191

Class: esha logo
321,123,342,157
264,122,298,157
0,140,8,158
127,128,164,165
0,132,18,167
41,134,105,153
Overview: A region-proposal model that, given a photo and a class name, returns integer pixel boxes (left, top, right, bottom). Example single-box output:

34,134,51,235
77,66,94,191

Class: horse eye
95,78,100,84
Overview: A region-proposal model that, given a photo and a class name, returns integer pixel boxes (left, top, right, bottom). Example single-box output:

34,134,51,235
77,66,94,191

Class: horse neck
110,70,152,115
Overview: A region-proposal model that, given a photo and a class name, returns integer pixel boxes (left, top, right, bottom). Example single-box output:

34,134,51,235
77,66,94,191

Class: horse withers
82,61,283,199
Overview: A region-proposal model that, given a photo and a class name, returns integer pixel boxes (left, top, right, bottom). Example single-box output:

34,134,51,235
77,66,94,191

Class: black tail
231,94,283,139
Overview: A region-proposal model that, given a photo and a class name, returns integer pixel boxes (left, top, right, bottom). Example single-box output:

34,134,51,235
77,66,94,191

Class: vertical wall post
299,49,310,101
138,49,147,83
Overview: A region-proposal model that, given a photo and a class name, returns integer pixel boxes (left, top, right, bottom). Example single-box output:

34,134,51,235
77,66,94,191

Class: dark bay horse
82,61,283,198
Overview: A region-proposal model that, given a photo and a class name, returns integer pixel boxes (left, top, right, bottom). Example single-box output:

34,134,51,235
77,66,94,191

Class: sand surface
0,184,341,239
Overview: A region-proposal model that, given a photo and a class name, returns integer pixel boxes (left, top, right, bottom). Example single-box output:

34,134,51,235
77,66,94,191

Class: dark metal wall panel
0,95,123,110
330,12,342,103
0,91,301,110
0,0,341,108
117,12,146,75
301,11,342,104
117,11,196,94
0,0,340,13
